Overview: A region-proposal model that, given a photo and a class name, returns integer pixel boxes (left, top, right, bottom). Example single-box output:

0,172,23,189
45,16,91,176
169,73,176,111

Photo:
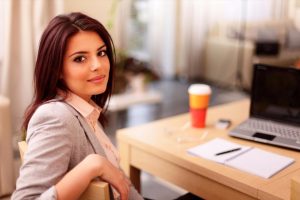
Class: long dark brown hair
22,12,115,131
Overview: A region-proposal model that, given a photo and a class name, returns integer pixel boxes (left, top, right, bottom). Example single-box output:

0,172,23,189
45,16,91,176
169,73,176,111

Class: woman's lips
87,75,105,83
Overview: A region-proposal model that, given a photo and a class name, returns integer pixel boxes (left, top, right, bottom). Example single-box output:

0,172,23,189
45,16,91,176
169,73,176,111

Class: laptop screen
250,64,300,125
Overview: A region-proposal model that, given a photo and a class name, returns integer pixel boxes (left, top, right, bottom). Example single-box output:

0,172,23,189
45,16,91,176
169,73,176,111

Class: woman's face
62,31,110,101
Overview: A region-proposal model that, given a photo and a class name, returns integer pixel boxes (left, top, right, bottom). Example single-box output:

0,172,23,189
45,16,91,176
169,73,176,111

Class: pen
215,148,241,156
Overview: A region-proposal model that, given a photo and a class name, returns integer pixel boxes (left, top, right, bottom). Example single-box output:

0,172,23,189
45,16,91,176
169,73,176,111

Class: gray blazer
12,100,143,200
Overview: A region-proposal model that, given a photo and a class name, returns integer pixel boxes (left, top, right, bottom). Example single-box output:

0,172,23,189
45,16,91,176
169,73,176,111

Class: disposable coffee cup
188,84,211,128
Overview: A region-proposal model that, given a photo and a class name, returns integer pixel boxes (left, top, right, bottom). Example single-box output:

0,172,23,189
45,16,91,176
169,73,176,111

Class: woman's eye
98,50,107,57
73,56,86,63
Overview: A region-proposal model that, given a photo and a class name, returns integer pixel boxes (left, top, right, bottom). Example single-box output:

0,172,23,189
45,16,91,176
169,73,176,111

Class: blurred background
1,0,300,199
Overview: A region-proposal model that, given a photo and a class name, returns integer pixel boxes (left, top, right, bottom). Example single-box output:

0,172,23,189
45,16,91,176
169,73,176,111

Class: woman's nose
90,56,101,71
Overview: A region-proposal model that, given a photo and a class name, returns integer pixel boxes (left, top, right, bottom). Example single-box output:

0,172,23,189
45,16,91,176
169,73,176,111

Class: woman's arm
56,154,130,200
13,103,75,200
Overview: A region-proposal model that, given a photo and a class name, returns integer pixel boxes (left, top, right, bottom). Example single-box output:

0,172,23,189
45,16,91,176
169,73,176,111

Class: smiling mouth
87,75,105,83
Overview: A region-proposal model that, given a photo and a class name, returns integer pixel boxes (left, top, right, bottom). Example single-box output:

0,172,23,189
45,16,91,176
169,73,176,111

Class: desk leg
130,166,141,192
118,140,141,192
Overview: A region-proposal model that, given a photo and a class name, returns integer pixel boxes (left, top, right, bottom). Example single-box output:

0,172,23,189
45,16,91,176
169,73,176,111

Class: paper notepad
187,138,294,178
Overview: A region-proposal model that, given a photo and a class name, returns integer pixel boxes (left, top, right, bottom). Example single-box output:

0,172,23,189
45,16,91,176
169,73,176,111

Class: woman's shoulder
30,100,77,125
27,100,80,140
35,100,71,115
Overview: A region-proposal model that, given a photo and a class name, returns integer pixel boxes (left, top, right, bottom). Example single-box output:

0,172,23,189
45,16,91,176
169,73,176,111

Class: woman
12,12,143,200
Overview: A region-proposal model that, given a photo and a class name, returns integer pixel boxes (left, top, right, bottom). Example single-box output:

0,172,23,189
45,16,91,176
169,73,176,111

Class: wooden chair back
18,141,110,200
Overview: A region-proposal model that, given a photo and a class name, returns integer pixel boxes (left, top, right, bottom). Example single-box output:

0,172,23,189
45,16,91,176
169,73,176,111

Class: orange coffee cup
188,84,211,128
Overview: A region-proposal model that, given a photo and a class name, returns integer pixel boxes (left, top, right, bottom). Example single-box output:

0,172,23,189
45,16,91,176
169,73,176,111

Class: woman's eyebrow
68,44,106,57
97,44,106,51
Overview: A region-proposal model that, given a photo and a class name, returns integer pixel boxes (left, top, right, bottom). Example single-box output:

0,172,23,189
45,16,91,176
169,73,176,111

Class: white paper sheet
187,138,295,178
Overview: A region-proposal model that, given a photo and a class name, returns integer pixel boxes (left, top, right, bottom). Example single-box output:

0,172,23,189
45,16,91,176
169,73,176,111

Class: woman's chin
92,87,107,95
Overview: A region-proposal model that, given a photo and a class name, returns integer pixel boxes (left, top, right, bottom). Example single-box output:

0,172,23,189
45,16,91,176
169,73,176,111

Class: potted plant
113,51,159,94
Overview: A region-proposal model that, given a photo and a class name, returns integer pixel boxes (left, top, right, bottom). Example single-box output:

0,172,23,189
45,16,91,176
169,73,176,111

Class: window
127,0,150,61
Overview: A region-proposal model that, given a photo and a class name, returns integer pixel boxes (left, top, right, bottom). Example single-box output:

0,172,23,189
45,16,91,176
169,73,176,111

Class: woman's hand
86,154,131,200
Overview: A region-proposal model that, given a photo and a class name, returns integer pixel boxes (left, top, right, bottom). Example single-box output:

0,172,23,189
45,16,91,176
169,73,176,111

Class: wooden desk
117,99,300,200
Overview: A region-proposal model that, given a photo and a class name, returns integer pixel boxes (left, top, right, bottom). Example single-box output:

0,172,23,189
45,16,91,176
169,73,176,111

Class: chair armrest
79,180,110,200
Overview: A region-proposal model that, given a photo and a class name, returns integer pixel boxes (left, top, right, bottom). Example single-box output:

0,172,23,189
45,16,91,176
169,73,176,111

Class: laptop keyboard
239,118,300,140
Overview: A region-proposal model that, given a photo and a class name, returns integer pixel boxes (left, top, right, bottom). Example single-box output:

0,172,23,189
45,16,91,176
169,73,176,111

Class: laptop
229,64,300,150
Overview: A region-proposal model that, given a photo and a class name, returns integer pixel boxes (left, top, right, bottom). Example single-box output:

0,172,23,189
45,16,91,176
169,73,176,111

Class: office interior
1,0,300,199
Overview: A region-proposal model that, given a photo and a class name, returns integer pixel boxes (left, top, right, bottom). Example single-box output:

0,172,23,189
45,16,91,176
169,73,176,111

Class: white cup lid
188,84,211,95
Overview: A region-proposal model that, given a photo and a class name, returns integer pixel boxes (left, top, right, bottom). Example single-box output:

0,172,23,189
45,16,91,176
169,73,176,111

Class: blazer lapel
63,102,106,156
77,115,107,155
